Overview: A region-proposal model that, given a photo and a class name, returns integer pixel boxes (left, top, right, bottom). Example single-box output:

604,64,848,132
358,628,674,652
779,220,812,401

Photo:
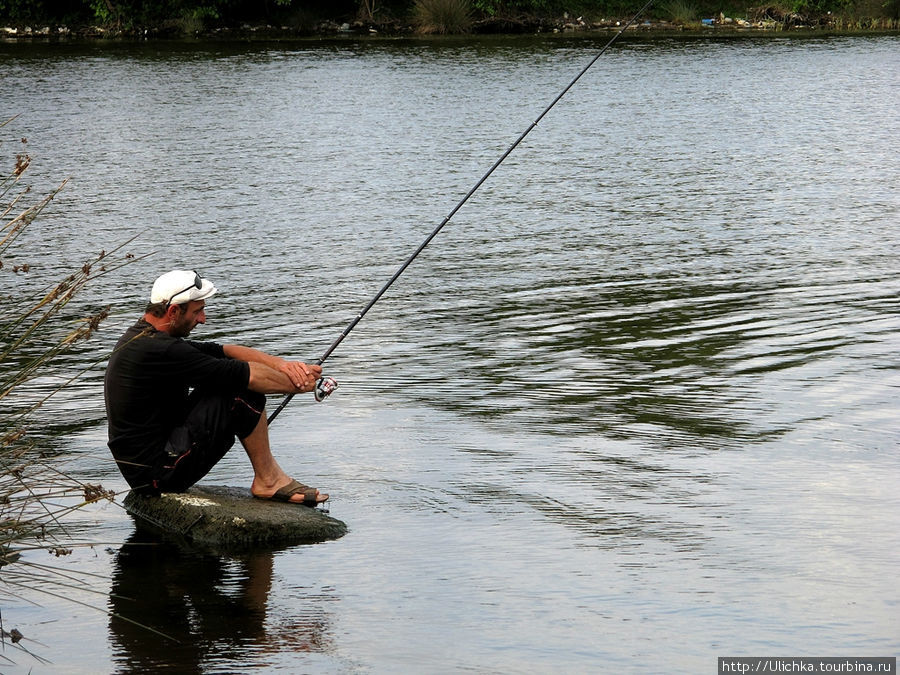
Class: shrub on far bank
661,0,699,24
413,0,474,33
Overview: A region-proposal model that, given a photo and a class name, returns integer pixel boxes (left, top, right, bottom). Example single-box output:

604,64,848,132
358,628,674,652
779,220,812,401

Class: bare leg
241,413,328,504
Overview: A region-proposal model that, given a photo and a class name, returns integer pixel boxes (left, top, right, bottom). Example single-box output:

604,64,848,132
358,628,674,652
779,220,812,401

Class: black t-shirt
104,319,250,486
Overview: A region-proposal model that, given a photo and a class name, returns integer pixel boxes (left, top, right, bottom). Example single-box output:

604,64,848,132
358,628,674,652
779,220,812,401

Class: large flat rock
123,484,347,550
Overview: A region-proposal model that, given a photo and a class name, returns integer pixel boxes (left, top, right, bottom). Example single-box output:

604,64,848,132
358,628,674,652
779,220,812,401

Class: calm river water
1,33,898,673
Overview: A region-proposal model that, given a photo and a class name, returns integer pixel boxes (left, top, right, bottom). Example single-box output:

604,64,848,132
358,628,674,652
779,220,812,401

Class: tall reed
1,118,148,666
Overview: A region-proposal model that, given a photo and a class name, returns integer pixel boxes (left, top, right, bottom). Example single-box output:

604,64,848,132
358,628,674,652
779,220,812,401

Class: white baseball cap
150,270,217,305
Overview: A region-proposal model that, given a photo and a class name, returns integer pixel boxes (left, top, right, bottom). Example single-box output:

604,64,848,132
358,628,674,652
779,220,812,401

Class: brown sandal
254,479,327,506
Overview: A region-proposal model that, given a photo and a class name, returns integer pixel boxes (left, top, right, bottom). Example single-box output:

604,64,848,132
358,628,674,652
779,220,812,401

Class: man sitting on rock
104,269,327,506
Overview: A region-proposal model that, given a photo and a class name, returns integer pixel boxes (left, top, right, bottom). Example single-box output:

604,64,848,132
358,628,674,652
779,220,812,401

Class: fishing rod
267,0,655,425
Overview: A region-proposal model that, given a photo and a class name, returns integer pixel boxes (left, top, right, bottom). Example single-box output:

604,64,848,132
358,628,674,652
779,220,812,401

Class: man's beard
169,313,194,338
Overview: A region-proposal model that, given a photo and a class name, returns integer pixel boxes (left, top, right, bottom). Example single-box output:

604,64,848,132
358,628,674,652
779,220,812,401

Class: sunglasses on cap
166,271,202,306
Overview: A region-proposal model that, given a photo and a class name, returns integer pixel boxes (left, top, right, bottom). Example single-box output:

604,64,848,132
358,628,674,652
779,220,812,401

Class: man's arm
222,344,322,394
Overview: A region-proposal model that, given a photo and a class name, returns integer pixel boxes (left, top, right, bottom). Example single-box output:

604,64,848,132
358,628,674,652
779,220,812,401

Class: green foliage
0,0,46,22
471,0,555,15
88,0,113,23
0,0,896,28
0,0,305,30
789,0,847,13
661,0,698,22
192,6,220,20
472,0,500,14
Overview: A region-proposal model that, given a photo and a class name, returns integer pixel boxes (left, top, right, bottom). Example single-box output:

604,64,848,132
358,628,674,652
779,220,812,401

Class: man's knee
232,390,265,439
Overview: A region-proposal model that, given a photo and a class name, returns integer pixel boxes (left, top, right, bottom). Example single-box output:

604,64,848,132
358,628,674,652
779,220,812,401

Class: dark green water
1,34,898,672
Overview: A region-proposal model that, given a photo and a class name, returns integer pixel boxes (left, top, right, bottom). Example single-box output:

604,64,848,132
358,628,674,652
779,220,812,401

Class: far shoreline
2,14,899,43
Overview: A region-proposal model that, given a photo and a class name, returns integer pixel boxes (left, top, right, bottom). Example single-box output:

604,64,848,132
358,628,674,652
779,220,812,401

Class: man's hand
225,345,324,395
278,360,322,392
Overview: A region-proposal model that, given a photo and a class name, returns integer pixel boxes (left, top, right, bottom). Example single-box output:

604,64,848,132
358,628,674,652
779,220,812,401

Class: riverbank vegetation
0,0,897,37
0,119,146,664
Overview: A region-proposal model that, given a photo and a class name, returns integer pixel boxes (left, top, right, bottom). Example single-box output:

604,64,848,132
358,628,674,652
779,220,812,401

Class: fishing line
268,0,655,425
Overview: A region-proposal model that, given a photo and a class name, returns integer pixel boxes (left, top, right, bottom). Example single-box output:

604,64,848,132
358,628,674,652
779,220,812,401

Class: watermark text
718,658,896,674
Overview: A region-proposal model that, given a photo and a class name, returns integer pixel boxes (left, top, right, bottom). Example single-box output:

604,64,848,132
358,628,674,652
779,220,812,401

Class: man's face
168,300,206,337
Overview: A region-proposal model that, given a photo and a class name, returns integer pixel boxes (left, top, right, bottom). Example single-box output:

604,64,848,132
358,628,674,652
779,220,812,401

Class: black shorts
151,388,266,493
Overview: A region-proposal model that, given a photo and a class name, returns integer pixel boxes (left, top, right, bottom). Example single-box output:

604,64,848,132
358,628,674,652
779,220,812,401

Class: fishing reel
314,376,338,402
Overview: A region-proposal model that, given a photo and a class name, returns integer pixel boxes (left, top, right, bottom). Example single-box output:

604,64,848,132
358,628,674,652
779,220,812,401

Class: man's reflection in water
108,528,332,671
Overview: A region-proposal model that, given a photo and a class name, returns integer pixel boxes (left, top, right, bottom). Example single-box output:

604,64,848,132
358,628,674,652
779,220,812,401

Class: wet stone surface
123,484,347,550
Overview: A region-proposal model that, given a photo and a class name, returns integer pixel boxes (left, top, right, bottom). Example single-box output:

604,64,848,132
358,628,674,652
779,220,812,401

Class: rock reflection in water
108,530,333,671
